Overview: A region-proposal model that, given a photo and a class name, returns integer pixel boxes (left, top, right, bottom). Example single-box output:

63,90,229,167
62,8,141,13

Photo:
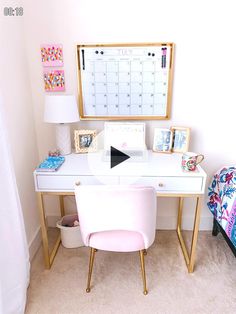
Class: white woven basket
57,215,84,248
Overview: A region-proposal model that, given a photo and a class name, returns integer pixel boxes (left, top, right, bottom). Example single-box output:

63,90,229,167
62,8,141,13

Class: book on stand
36,156,65,172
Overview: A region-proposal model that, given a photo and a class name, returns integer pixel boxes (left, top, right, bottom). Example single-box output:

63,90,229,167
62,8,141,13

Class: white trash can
57,214,84,248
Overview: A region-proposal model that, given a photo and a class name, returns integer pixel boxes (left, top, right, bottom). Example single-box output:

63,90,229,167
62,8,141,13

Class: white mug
182,152,204,171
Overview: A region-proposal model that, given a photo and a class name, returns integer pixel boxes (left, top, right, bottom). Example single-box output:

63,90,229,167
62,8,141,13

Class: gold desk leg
59,195,65,217
176,196,202,273
188,197,202,273
37,193,50,269
37,193,63,269
177,197,184,230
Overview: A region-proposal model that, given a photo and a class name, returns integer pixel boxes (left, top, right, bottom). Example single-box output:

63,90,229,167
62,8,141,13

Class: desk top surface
34,150,206,178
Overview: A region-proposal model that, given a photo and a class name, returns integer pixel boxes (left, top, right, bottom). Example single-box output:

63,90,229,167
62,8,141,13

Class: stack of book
36,156,65,172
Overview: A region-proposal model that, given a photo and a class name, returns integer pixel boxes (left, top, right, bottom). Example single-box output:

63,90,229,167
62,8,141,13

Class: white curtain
0,95,30,314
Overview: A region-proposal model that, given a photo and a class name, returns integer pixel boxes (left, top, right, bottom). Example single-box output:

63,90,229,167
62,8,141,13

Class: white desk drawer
120,176,203,193
36,175,119,191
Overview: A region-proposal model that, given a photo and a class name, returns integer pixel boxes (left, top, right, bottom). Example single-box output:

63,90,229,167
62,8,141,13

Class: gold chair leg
139,250,148,295
86,248,96,293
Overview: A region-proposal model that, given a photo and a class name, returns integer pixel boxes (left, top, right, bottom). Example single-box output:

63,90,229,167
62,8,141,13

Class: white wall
23,0,236,229
0,1,40,258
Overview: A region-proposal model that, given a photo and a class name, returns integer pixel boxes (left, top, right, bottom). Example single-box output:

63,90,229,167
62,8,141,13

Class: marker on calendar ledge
82,49,85,70
161,47,167,68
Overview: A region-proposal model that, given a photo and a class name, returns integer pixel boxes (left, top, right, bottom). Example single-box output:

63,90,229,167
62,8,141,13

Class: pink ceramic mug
182,152,204,171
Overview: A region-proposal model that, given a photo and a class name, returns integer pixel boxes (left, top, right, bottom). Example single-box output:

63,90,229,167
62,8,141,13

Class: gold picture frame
171,126,190,153
77,42,175,120
74,129,97,153
153,128,173,153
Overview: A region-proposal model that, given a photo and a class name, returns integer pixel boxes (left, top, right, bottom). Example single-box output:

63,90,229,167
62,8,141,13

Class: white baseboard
198,216,213,230
28,226,41,261
28,216,64,261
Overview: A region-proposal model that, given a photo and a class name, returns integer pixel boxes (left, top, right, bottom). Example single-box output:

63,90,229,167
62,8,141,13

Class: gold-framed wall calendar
77,42,174,120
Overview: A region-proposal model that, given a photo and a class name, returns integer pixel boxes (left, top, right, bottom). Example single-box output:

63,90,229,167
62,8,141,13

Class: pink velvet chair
75,185,157,295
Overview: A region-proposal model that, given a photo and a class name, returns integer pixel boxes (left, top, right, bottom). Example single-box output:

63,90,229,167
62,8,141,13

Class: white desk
34,151,207,271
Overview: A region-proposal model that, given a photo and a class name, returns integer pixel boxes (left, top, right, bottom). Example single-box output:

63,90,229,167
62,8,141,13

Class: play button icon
86,129,148,185
110,146,130,168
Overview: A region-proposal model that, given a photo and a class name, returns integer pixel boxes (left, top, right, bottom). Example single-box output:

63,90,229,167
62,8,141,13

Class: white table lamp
44,95,79,155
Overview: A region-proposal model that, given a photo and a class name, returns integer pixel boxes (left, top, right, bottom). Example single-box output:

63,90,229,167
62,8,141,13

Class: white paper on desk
104,122,145,150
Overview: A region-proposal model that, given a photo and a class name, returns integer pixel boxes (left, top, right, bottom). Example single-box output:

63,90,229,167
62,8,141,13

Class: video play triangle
110,146,130,168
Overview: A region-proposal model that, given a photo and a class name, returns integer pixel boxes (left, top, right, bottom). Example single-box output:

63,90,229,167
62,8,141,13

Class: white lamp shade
44,95,79,123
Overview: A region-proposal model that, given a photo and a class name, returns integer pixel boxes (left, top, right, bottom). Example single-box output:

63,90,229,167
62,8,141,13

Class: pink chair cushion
89,230,145,252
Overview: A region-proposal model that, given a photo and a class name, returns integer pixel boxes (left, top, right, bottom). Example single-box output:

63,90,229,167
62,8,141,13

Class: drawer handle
75,181,80,186
158,183,164,187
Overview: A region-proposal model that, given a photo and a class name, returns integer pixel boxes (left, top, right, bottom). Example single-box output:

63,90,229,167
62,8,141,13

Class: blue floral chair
207,166,236,256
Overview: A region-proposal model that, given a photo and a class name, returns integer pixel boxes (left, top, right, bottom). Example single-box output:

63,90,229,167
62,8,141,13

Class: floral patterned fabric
207,166,236,248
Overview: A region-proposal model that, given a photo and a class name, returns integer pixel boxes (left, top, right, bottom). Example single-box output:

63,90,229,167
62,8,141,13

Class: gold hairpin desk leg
37,192,66,269
176,195,202,273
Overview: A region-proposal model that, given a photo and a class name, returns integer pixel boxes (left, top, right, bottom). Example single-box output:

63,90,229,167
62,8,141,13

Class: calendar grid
77,43,174,120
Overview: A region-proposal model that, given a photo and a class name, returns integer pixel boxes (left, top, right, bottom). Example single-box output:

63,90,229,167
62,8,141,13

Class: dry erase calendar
77,43,174,120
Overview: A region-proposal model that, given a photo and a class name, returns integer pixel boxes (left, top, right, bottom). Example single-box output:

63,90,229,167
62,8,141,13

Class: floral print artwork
44,70,65,92
207,167,236,248
41,44,63,67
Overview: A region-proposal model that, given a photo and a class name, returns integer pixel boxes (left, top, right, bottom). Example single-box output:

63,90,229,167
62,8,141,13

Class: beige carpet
25,231,236,314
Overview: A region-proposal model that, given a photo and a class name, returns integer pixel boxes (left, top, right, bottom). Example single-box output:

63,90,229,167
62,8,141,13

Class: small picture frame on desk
74,130,97,153
171,126,190,153
153,128,173,153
